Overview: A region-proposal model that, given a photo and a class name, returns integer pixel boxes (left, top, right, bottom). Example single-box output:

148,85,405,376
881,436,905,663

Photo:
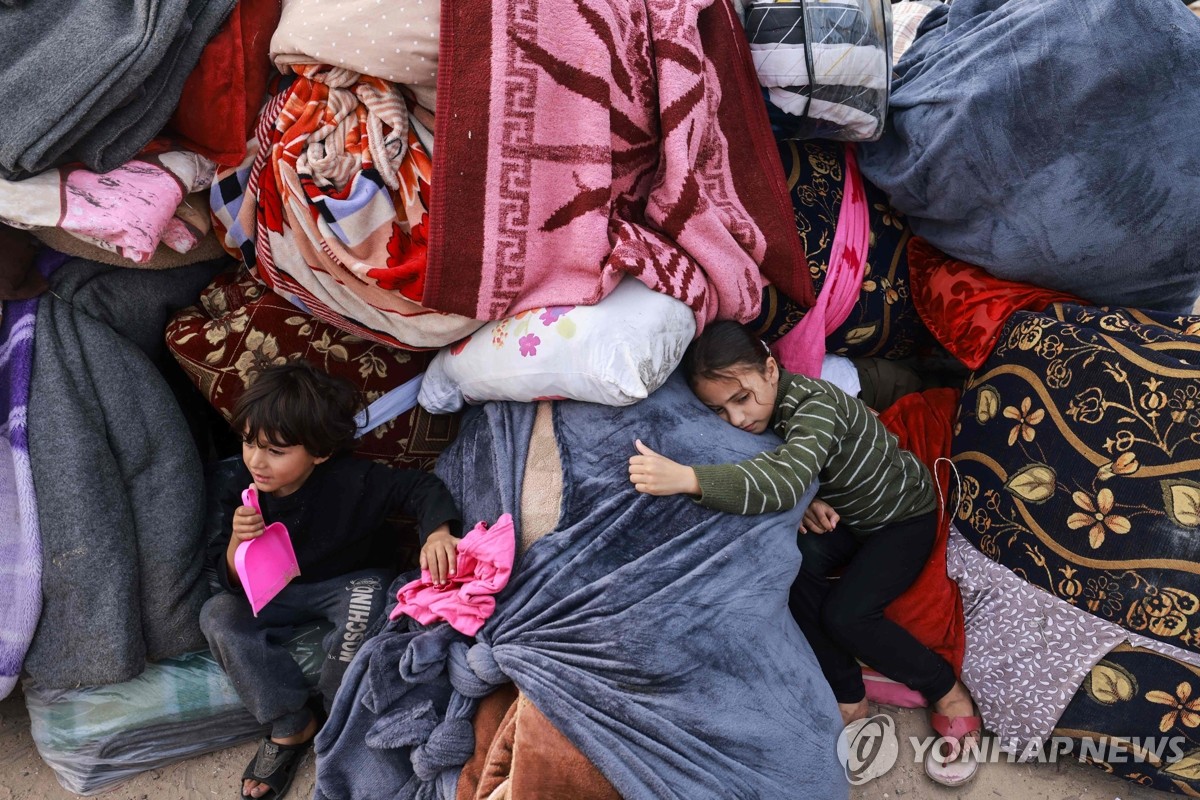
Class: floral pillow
166,266,458,471
418,278,696,413
952,303,1200,655
1057,644,1200,795
908,237,1084,369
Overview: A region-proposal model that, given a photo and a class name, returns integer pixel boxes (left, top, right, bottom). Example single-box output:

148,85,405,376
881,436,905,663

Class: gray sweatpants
200,569,393,738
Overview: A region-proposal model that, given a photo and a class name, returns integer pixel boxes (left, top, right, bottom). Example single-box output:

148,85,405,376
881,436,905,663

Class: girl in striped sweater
627,321,980,786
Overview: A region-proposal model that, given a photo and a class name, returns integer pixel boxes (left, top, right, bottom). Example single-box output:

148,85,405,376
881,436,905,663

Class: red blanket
426,0,811,327
880,388,966,672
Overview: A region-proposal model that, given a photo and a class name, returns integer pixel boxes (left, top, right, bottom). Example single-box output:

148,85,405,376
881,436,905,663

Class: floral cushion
908,237,1084,370
418,277,695,413
747,139,930,359
165,266,458,471
1056,643,1200,795
952,303,1200,654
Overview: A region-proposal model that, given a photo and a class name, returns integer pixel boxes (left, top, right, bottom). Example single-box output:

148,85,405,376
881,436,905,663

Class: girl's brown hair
231,360,364,457
681,321,772,385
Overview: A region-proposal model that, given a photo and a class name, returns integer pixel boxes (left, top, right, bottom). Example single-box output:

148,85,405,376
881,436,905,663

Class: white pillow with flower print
418,277,697,412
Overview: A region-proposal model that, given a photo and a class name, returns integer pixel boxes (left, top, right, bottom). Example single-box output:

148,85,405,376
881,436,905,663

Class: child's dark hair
231,360,363,457
681,321,772,385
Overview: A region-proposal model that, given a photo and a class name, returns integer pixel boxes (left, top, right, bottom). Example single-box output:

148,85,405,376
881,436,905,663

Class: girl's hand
628,439,700,497
801,498,840,534
421,524,461,586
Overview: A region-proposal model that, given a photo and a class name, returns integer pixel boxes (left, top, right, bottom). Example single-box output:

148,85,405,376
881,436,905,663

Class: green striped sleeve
693,390,843,515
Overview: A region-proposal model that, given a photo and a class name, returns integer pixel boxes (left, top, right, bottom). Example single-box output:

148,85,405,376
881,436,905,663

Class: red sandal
924,711,982,787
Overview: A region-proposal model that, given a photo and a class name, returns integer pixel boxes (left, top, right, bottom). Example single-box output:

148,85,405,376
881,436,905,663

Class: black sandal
240,736,312,799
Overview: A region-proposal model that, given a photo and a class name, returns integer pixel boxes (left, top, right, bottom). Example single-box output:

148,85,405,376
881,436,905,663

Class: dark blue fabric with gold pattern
748,139,930,359
953,303,1200,653
1057,643,1200,795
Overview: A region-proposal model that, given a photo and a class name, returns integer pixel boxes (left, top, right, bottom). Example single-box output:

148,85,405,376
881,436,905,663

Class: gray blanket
314,375,846,800
859,0,1200,312
25,258,223,689
0,0,234,179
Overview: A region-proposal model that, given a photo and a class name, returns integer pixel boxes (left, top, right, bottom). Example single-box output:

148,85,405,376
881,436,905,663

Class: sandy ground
0,690,1162,800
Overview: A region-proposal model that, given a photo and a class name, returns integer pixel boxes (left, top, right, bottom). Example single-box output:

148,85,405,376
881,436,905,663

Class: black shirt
215,455,462,592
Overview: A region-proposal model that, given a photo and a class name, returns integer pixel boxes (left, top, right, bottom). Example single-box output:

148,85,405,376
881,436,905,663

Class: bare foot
932,680,975,720
838,698,870,728
930,681,980,762
243,714,318,798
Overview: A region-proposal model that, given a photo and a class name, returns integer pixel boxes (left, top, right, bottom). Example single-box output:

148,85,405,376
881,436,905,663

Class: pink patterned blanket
425,0,811,327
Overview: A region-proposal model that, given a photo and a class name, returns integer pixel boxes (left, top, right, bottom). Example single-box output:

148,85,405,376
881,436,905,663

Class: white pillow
418,278,696,412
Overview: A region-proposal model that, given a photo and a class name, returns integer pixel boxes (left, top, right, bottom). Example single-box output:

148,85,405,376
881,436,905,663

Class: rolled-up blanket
25,258,222,688
213,67,482,350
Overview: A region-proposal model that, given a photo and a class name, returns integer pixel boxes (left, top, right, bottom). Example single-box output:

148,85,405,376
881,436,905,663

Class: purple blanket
0,250,65,698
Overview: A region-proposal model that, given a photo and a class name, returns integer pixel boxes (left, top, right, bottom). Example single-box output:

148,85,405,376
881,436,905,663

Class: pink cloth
772,144,869,378
423,0,812,330
390,514,516,636
0,148,215,265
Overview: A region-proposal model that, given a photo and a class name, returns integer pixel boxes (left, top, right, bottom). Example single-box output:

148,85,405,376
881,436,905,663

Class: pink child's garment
390,514,516,636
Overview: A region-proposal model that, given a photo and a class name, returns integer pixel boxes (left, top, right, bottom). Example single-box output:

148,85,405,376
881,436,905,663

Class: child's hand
801,498,840,534
232,505,265,542
421,524,461,587
226,505,265,585
628,439,700,497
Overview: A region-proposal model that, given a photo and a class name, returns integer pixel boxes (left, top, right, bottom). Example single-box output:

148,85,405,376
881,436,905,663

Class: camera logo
837,714,899,786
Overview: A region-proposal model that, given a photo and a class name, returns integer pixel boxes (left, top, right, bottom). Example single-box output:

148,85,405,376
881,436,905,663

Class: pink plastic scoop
235,485,301,617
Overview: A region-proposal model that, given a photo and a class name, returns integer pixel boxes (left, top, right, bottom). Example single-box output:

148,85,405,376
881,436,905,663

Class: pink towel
389,514,516,636
771,144,869,378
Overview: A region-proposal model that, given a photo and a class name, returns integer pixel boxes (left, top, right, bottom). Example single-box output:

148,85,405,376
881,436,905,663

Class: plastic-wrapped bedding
24,625,327,797
746,0,892,141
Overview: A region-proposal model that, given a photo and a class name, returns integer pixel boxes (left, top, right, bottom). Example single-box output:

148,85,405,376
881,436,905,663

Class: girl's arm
628,439,700,496
632,388,847,515
692,393,842,514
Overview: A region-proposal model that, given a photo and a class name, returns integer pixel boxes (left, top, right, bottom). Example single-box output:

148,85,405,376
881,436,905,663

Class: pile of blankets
215,0,811,350
0,0,235,179
21,1,1200,799
315,374,846,800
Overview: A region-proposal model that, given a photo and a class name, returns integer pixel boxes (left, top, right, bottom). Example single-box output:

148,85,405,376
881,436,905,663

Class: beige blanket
518,402,561,554
270,0,439,109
